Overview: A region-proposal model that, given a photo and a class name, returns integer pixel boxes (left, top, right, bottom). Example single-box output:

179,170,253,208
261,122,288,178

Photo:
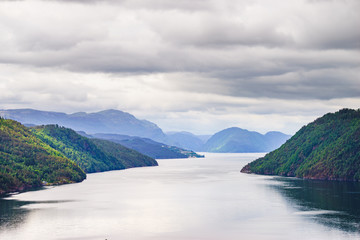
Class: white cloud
0,0,359,135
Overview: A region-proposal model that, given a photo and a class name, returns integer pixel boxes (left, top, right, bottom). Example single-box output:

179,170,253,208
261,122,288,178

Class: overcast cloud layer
0,0,359,135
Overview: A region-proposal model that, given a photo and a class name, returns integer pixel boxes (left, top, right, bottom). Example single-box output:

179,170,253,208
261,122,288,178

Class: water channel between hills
0,153,359,240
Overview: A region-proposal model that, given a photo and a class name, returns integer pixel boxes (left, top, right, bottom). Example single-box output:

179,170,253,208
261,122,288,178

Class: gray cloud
0,0,359,134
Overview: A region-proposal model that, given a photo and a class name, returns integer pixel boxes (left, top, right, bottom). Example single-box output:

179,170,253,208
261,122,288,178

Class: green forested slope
31,125,158,173
241,109,360,181
91,138,158,168
0,119,86,195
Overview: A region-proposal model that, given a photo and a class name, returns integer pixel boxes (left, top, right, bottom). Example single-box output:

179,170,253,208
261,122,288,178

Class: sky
0,0,359,135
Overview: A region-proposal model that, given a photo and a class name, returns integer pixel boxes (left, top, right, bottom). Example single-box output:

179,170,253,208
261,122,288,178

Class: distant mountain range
0,108,291,153
241,108,360,181
0,109,167,142
89,133,204,159
203,127,291,153
166,131,205,152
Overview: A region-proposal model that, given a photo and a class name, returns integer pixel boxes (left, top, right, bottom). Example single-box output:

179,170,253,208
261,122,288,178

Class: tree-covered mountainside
203,127,291,153
91,133,204,159
0,119,86,196
241,109,360,181
31,125,158,173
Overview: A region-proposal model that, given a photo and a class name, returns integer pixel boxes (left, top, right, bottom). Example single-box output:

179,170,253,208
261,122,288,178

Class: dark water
269,177,360,232
0,153,359,240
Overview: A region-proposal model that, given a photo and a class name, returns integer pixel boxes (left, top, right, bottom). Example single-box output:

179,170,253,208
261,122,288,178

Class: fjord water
0,153,359,240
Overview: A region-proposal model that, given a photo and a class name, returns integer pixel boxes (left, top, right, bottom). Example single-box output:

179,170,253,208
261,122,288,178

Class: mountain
264,131,293,150
0,109,167,142
31,125,158,173
0,108,289,154
203,127,291,153
92,133,204,159
166,131,205,151
0,119,86,195
241,109,360,181
196,135,212,143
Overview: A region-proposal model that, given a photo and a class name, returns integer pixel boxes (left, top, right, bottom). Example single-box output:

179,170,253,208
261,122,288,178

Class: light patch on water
1,153,359,240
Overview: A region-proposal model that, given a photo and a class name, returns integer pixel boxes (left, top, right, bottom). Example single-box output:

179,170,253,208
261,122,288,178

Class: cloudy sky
0,0,359,135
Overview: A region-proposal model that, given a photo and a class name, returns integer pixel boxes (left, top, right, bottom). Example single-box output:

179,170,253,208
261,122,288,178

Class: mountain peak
203,127,290,153
0,108,166,141
97,109,127,115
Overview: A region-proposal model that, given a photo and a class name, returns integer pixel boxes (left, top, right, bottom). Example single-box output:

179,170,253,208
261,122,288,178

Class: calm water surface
0,153,359,240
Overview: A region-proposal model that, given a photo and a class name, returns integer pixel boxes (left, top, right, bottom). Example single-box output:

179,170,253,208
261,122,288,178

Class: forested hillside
0,119,86,195
241,109,360,181
31,125,158,173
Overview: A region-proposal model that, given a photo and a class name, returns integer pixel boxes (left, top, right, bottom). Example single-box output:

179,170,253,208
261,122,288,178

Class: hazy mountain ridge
165,131,205,152
241,109,360,181
0,109,167,142
91,133,204,159
0,109,204,152
203,127,291,153
1,108,291,154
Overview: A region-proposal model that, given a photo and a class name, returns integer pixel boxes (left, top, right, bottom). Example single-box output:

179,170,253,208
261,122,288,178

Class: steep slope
0,119,86,195
241,109,360,181
0,109,167,142
91,139,158,168
203,127,290,153
31,125,158,173
92,133,204,159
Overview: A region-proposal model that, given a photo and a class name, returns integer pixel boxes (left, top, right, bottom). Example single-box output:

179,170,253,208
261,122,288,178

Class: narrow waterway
0,153,359,240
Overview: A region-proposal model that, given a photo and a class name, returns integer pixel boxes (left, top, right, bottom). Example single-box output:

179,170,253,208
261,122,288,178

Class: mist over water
0,153,359,240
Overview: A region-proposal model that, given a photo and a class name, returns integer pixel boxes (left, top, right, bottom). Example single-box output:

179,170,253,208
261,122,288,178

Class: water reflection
0,198,30,230
1,154,360,240
0,197,75,232
269,177,360,232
